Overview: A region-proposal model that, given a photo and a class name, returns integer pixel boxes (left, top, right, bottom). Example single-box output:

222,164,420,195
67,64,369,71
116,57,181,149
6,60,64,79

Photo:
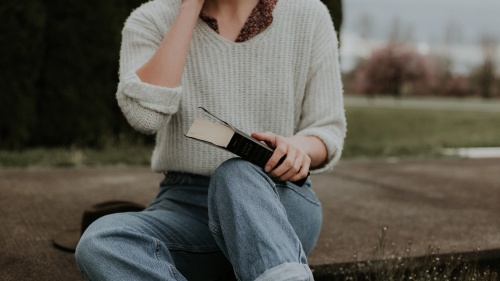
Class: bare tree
441,21,463,81
355,13,375,55
357,13,374,40
388,17,414,44
476,35,497,99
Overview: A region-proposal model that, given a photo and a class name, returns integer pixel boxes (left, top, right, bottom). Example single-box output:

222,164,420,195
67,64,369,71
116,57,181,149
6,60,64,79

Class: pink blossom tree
354,43,437,97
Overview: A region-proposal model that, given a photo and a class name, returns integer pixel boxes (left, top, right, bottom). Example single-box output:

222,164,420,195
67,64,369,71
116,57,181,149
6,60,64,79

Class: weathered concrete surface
1,158,499,280
308,158,500,266
0,167,161,281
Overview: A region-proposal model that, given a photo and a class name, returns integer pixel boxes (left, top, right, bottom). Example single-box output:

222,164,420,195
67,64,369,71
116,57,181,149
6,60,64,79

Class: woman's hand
251,132,313,182
136,0,204,88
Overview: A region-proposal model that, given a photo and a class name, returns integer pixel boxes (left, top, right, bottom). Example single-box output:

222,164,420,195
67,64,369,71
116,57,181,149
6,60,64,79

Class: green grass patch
0,145,154,168
2,107,500,167
343,106,500,158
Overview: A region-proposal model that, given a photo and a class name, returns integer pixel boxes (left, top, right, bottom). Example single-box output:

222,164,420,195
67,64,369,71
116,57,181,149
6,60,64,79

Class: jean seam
254,262,313,281
153,232,216,258
166,243,221,252
275,183,321,206
208,222,223,238
155,239,161,260
78,267,93,281
172,269,181,281
154,239,187,281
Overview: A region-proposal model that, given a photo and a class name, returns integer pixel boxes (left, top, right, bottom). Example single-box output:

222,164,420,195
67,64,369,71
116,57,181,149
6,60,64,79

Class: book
185,107,308,187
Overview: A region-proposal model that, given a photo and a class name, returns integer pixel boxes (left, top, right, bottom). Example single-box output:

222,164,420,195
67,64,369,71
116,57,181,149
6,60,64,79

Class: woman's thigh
129,209,233,280
78,173,233,281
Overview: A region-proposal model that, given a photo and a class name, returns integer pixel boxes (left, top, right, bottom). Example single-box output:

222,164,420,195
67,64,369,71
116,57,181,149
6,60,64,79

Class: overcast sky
340,0,500,73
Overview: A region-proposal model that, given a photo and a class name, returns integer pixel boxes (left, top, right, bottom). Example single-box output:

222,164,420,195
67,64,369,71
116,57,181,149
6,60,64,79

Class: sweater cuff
296,128,342,174
118,71,182,114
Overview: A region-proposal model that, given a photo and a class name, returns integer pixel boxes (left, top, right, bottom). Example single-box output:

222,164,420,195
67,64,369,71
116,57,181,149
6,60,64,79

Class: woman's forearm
136,0,204,88
292,135,328,168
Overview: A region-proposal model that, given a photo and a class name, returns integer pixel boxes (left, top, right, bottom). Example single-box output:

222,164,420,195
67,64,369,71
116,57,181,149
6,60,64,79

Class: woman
75,0,346,279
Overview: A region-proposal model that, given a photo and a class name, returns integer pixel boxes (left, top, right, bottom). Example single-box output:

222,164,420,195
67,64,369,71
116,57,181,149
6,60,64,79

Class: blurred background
0,0,499,167
341,0,500,98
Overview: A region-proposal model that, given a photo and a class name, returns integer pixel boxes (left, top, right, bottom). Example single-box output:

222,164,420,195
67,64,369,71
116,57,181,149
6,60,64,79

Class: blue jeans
75,158,322,281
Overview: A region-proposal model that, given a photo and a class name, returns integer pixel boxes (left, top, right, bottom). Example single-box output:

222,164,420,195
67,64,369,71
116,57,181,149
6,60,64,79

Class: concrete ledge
308,158,500,266
1,158,499,280
311,248,500,280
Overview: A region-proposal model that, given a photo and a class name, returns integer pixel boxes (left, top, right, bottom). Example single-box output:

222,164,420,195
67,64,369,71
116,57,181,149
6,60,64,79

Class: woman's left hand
251,132,311,182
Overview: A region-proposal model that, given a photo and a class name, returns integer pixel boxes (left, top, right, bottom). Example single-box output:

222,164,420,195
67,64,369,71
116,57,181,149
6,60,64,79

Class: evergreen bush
0,0,46,148
0,0,149,149
0,0,340,149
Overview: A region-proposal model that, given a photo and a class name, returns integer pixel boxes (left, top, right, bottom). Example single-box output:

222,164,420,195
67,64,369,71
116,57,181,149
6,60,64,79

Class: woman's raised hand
136,0,204,88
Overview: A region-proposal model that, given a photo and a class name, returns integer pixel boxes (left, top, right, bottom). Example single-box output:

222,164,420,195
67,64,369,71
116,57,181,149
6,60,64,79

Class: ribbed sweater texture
116,0,346,176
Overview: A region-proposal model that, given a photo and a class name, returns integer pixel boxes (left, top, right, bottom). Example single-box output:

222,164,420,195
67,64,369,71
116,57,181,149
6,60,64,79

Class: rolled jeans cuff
254,262,313,281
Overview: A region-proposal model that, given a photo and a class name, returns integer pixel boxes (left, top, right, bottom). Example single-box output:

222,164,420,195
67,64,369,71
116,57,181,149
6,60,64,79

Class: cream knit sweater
116,0,346,176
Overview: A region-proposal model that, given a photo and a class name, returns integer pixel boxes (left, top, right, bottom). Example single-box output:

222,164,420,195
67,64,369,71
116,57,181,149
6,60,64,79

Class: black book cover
187,107,309,187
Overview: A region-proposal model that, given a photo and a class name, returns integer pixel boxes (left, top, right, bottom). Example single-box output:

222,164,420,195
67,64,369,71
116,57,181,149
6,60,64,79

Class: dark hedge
0,0,149,149
36,0,149,147
0,0,341,149
321,0,343,43
0,0,46,148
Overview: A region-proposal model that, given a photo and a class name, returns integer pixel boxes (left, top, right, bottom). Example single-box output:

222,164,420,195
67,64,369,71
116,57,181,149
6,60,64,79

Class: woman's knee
208,158,279,210
210,158,270,188
75,214,130,270
212,158,255,180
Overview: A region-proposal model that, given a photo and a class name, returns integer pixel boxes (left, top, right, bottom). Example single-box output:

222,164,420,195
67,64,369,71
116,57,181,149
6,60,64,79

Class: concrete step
1,158,499,280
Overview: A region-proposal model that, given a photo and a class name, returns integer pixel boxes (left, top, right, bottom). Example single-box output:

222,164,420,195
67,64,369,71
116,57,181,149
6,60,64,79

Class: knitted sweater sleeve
296,6,347,174
116,3,182,135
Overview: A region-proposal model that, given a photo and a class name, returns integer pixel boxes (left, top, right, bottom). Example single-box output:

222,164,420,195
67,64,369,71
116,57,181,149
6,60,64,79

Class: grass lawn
0,145,154,168
343,106,500,159
1,106,499,167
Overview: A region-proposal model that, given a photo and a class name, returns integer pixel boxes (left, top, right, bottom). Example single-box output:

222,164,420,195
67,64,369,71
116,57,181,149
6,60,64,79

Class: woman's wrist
292,135,327,168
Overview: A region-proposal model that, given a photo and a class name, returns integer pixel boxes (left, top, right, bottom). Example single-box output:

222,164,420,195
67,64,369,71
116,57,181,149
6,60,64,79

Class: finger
278,153,303,181
271,149,300,177
251,132,277,148
264,142,287,173
289,157,311,183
